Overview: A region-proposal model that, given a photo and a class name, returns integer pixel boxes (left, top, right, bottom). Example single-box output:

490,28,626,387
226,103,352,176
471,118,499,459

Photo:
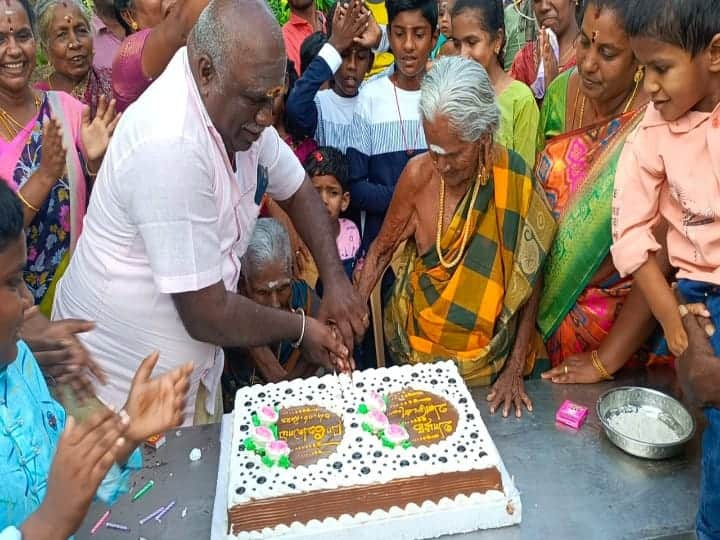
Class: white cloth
531,27,559,99
52,47,305,424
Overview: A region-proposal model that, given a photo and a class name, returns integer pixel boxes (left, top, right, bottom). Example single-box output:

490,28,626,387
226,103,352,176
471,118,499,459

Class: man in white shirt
53,0,368,425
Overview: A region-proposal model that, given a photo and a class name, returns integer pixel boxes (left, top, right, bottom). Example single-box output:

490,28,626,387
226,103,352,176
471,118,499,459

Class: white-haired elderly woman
34,0,113,116
354,56,557,417
223,219,322,401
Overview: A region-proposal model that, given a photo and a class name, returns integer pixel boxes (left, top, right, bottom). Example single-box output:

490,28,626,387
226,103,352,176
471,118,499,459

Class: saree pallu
34,66,113,116
385,147,557,386
0,91,88,315
536,107,672,366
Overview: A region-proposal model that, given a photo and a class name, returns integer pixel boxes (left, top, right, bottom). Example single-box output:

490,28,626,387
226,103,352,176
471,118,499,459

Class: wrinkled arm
354,160,419,301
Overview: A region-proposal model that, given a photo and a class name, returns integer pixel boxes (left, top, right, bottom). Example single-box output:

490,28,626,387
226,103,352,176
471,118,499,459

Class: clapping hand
37,117,67,184
81,95,121,162
123,352,193,443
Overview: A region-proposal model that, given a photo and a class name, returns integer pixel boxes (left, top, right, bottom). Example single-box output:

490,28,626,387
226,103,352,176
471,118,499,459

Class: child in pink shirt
611,2,720,538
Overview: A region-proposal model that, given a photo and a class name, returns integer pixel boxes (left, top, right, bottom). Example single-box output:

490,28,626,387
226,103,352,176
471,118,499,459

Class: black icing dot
238,444,246,452
235,487,245,495
448,378,457,384
355,382,365,389
285,388,293,394
411,373,419,378
274,401,281,407
479,451,487,458
436,368,443,373
356,436,363,443
257,476,266,484
459,397,468,404
306,395,313,401
346,407,355,413
243,401,252,408
319,383,326,390
321,477,328,482
373,450,383,458
382,376,390,382
258,392,266,398
352,452,362,460
400,460,409,467
458,445,467,453
470,432,479,439
239,424,249,432
288,483,296,489
467,414,475,421
333,461,343,470
245,462,254,469
439,456,448,463
361,467,370,475
350,422,359,429
419,453,430,461
431,379,438,385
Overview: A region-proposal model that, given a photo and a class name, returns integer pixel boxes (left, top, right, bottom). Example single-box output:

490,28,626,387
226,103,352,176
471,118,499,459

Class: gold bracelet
17,190,40,213
591,349,614,381
85,159,99,177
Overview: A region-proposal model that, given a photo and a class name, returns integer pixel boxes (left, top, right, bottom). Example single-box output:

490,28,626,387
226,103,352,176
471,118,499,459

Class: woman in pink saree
0,0,119,315
111,0,209,111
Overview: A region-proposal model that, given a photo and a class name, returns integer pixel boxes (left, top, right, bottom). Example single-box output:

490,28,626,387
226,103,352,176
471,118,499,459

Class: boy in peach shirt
611,1,720,538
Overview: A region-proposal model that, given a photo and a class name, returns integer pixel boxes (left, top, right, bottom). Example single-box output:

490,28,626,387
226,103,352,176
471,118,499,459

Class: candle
131,480,154,502
90,510,111,535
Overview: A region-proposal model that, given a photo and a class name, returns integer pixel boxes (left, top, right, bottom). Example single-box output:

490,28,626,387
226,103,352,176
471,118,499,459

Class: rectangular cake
225,361,521,539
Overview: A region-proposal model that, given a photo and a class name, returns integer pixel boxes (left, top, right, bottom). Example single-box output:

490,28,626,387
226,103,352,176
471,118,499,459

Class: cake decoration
277,405,344,465
358,393,413,449
387,389,459,445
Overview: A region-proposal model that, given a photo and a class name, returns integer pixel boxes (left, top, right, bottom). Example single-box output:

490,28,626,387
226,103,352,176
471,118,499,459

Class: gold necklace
435,164,488,269
0,94,41,140
48,71,89,102
575,75,641,129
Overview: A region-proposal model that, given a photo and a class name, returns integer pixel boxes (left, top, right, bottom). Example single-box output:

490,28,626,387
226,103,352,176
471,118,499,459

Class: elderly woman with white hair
223,218,322,403
34,0,113,116
354,56,557,417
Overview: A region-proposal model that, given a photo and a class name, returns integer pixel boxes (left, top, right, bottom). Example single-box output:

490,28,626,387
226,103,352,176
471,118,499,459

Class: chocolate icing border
228,467,502,535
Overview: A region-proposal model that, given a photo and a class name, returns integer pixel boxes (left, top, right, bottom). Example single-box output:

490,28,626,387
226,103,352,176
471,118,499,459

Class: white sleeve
0,527,21,540
374,24,390,54
260,128,306,202
126,137,222,294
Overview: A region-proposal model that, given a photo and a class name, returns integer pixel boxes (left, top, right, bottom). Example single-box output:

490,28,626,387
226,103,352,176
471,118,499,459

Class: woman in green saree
535,0,673,383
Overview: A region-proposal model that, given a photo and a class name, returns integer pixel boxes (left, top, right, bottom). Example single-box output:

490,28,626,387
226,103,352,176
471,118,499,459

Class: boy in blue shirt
0,182,193,539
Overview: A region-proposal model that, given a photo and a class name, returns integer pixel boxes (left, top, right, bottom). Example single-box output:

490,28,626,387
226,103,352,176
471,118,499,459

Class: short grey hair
241,218,293,278
419,56,500,143
190,0,229,80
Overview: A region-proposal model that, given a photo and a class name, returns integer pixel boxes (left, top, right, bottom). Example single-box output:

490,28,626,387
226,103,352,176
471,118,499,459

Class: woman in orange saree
535,0,673,384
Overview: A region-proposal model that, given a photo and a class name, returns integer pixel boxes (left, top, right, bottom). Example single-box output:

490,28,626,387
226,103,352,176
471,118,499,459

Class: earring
130,19,139,31
634,65,645,84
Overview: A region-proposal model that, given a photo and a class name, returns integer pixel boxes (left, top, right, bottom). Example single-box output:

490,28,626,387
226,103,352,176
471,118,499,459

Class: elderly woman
34,0,113,116
223,219,321,402
111,0,208,111
0,0,118,314
354,56,556,417
536,0,672,383
509,0,580,100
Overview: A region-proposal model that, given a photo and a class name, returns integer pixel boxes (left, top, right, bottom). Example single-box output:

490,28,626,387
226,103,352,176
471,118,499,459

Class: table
77,368,701,540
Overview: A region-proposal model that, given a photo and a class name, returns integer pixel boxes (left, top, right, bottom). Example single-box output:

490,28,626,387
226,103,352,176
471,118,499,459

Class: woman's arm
353,158,421,301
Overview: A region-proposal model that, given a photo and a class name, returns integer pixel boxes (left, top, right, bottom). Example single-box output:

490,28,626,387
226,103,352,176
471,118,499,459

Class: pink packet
556,400,589,430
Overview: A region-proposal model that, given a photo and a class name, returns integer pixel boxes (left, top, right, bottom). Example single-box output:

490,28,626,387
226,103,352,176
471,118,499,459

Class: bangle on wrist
17,190,41,213
291,308,306,348
85,159,99,177
591,349,614,381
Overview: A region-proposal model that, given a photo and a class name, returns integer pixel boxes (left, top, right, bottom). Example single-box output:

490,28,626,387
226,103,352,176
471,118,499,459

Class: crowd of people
0,0,719,537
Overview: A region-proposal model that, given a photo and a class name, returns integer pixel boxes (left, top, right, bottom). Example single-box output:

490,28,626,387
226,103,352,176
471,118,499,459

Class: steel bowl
597,386,695,459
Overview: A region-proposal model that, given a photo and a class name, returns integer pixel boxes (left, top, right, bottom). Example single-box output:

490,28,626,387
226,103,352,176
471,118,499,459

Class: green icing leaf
270,424,279,439
357,403,369,415
361,422,373,433
244,438,257,452
381,438,395,449
402,440,412,449
261,455,274,467
278,456,292,469
251,413,260,426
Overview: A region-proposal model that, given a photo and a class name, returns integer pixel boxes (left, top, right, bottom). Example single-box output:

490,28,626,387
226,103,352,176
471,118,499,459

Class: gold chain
48,71,89,102
575,74,640,130
435,164,488,269
0,94,41,140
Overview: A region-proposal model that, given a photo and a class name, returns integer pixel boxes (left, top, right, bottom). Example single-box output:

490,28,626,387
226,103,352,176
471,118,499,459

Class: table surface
77,368,701,540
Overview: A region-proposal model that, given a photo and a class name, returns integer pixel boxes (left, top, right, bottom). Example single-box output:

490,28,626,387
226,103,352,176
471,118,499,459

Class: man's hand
22,409,129,540
354,4,382,49
124,352,192,443
317,276,369,362
22,306,105,402
330,0,370,53
302,317,352,373
487,362,532,418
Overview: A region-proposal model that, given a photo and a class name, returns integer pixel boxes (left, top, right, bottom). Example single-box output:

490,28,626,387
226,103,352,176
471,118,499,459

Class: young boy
286,1,374,152
610,1,720,538
346,0,437,255
0,182,192,538
282,0,327,76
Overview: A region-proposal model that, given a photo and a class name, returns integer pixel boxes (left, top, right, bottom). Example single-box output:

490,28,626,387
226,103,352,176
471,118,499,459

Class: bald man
53,0,368,425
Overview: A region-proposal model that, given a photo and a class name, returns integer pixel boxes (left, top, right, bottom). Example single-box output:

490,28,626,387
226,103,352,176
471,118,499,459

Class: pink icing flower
365,392,387,413
266,440,291,460
251,426,275,448
385,424,409,444
366,410,390,432
258,405,279,426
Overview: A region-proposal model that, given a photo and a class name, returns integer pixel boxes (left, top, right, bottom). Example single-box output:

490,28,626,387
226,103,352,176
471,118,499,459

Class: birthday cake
226,361,521,539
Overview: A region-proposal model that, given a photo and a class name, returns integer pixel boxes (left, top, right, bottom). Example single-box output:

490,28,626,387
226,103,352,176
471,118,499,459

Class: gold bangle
17,190,40,213
591,349,614,381
85,159,99,177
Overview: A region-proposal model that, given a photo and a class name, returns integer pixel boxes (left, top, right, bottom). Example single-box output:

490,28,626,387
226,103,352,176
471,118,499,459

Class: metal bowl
597,386,695,460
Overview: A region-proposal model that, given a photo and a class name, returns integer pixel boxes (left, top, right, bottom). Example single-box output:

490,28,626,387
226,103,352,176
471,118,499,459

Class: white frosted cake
226,361,521,539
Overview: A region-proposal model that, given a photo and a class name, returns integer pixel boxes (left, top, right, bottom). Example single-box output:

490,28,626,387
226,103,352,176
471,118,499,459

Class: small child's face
631,35,718,122
0,233,30,365
312,174,349,221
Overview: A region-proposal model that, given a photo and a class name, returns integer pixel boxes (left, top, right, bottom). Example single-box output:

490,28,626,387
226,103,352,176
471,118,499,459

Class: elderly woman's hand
81,95,121,163
487,365,532,418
